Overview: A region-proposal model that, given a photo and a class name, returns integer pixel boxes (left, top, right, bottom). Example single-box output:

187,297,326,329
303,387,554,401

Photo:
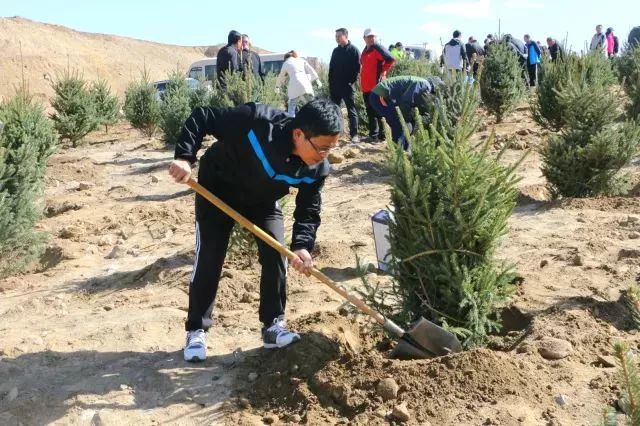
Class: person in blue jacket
524,34,541,87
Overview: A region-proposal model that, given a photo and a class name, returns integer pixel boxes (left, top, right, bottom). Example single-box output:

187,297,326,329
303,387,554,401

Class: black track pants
185,198,287,331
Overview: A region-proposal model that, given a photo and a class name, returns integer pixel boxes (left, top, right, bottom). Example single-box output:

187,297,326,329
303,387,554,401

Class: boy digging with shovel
168,99,343,362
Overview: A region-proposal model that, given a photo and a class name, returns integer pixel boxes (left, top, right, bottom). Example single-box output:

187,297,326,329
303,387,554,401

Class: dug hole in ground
1,104,640,425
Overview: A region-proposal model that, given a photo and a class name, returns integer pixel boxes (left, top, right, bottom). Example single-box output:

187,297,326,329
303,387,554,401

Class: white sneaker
262,316,300,349
184,329,206,362
351,135,360,143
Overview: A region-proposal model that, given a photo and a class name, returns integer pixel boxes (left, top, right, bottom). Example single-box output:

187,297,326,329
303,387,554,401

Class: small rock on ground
262,414,279,424
344,148,359,159
597,355,617,368
328,152,345,164
391,402,411,422
4,387,18,402
538,337,573,360
376,377,400,401
554,394,569,406
106,245,127,259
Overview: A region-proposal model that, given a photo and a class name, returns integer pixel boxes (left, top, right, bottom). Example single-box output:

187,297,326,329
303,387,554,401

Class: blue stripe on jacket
247,129,317,185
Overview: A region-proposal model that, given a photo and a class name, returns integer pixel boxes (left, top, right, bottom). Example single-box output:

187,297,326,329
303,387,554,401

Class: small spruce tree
541,81,640,198
0,87,57,277
480,41,525,123
159,71,192,146
50,69,99,147
534,51,617,130
91,79,119,133
124,68,161,138
617,45,640,120
389,58,441,79
189,78,212,110
386,81,521,346
602,341,640,426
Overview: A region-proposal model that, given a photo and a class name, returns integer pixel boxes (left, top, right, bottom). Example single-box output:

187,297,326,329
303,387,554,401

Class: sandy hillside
0,100,639,425
0,17,222,103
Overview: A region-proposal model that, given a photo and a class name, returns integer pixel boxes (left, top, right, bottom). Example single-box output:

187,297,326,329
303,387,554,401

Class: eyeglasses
305,136,333,155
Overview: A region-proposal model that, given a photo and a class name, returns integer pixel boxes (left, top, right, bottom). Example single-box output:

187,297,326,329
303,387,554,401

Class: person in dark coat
328,28,361,142
169,98,343,362
217,30,243,88
546,38,564,62
241,34,265,83
465,36,484,78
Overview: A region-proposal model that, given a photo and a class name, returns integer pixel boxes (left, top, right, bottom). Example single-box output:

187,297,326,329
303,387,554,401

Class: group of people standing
216,30,265,87
590,24,620,57
441,30,558,88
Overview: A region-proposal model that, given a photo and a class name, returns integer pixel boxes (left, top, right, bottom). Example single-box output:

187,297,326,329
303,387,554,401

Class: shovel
185,179,462,359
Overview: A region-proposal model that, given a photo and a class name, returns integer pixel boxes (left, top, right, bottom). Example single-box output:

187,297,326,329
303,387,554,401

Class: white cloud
420,22,451,35
503,0,544,9
424,0,491,18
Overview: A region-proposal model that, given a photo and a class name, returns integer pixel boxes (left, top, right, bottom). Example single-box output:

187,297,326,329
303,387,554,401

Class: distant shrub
159,71,192,146
91,79,119,133
124,68,161,137
50,69,98,146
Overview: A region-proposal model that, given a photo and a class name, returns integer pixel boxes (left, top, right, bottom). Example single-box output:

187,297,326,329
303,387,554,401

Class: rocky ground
1,106,639,425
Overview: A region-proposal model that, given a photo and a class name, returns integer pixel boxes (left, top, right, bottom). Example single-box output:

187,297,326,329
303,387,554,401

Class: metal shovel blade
390,317,463,360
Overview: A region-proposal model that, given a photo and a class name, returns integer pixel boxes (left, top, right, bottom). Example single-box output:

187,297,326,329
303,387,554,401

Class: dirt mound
232,312,554,425
558,197,640,214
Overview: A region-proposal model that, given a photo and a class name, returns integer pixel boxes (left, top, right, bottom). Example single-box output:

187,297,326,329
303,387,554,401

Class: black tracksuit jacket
174,103,329,252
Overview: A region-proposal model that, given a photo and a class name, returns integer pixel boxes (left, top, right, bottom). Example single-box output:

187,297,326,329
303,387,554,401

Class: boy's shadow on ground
1,331,340,424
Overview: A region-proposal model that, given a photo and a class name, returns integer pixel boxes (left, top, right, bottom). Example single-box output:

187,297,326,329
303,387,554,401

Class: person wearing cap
369,75,443,150
465,36,484,78
360,28,396,143
443,30,467,73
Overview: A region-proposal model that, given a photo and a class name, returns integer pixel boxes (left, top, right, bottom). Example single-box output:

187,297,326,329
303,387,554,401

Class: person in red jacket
360,28,395,143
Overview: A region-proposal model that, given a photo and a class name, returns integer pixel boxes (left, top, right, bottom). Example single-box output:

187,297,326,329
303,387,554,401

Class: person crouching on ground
368,75,442,150
168,98,343,362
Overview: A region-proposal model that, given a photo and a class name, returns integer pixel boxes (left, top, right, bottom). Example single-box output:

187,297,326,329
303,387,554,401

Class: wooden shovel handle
186,178,386,325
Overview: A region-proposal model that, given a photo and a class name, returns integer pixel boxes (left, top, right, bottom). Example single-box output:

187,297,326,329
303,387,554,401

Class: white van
187,52,289,81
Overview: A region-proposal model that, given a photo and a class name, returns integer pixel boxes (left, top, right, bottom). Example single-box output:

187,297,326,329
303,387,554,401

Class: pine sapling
123,67,161,138
50,69,99,147
159,71,192,146
91,79,119,133
0,86,56,277
480,41,525,123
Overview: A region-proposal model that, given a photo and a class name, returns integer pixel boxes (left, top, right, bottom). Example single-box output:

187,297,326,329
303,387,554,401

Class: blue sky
3,0,639,62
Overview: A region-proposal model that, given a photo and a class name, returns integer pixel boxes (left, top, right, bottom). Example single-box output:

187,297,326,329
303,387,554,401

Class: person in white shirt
443,30,467,72
590,25,607,56
276,51,322,117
